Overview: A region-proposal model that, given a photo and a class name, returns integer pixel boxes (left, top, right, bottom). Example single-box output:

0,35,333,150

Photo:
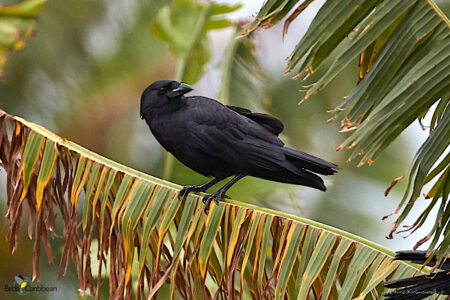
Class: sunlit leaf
35,139,56,210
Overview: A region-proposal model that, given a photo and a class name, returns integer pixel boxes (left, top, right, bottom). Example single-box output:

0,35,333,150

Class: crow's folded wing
187,99,284,146
226,105,284,136
186,100,291,172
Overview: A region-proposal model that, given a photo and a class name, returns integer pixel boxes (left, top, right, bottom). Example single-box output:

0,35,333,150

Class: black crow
140,79,338,212
384,250,450,299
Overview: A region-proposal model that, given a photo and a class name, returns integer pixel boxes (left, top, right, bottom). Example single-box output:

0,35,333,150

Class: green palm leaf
218,27,269,107
247,0,450,262
151,0,241,84
0,109,424,299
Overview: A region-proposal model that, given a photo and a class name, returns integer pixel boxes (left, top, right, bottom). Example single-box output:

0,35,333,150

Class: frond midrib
427,0,450,26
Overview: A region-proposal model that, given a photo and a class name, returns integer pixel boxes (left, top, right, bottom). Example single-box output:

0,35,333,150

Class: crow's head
140,80,193,118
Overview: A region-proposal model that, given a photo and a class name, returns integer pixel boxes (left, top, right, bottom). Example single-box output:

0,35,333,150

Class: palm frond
218,27,269,107
0,109,422,299
151,0,241,84
247,0,450,262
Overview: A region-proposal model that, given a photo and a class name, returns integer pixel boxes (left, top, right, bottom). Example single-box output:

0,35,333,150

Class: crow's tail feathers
283,147,339,176
275,147,339,191
285,169,327,191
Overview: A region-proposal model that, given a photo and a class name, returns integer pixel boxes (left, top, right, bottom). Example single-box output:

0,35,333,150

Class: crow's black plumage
140,80,338,212
384,250,450,300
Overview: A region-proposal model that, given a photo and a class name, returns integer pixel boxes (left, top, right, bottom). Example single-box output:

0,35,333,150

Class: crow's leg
178,177,223,200
203,174,245,213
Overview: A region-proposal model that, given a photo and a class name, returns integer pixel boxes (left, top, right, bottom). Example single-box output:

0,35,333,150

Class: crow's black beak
167,83,193,98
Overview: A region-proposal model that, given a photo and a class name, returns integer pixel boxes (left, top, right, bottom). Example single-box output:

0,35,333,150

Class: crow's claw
178,185,202,200
178,189,188,201
202,191,225,213
203,200,212,214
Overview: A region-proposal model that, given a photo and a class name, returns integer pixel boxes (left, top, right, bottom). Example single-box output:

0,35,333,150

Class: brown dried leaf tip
283,3,309,37
384,175,405,196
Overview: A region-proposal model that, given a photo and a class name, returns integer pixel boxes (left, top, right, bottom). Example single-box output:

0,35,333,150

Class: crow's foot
202,193,230,203
178,185,206,200
202,191,226,213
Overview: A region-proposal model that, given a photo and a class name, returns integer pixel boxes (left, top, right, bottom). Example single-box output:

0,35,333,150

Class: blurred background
0,0,449,298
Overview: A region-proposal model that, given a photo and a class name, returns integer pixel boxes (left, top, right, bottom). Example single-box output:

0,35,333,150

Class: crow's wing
226,105,284,136
186,97,284,146
185,97,288,172
183,96,335,190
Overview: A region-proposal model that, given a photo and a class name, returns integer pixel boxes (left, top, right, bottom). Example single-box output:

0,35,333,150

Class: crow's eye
159,88,165,92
